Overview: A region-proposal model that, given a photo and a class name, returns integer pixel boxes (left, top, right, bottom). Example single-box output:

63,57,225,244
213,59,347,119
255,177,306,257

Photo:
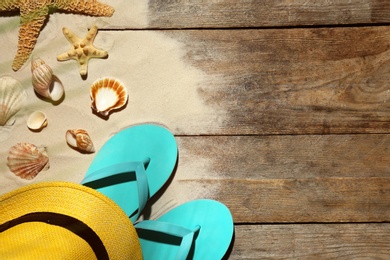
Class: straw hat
0,181,142,259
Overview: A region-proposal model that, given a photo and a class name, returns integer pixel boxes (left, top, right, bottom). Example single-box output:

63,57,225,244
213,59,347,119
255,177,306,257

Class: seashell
31,58,64,102
27,111,48,131
90,77,128,116
0,76,27,126
65,129,95,153
7,142,49,180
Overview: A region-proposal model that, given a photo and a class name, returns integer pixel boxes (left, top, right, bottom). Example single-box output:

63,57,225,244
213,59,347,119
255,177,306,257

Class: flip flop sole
82,124,177,219
137,199,234,260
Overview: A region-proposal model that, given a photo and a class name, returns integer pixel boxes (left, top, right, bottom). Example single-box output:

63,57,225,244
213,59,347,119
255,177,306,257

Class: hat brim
0,181,142,259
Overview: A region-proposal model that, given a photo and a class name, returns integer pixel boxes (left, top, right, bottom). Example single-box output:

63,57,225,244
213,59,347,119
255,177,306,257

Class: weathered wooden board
143,136,390,224
153,1,390,28
154,174,390,224
167,26,390,134
104,0,390,29
231,224,390,259
176,135,390,180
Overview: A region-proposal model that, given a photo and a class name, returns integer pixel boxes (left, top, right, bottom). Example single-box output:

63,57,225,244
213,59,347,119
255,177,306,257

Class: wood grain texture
176,135,390,180
145,136,390,224
165,26,390,134
213,177,390,223
147,0,390,29
158,176,390,223
231,224,390,259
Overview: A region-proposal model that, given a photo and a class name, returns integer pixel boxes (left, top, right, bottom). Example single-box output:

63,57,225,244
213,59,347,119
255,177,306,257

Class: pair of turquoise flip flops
81,124,234,259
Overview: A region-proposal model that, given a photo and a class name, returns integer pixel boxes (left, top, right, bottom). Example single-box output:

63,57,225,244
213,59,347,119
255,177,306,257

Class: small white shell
66,129,95,153
27,111,48,131
90,77,128,116
7,142,49,180
31,58,64,102
0,76,27,126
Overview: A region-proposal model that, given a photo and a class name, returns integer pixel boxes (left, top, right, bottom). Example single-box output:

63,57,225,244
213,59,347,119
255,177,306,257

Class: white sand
0,1,223,196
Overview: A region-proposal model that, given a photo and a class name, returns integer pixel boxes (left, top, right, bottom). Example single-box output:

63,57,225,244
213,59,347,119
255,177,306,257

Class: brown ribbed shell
7,142,49,180
90,77,128,116
65,129,95,153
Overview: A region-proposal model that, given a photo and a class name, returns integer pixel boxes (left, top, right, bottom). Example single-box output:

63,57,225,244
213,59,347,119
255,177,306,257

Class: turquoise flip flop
135,199,234,260
81,124,177,223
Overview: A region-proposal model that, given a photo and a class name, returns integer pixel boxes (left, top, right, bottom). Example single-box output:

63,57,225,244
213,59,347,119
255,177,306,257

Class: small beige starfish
57,26,108,76
0,0,114,71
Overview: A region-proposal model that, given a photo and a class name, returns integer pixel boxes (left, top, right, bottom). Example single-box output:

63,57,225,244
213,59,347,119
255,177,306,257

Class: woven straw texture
0,181,142,259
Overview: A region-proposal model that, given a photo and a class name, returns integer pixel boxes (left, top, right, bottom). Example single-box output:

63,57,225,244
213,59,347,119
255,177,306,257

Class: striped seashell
90,77,128,117
31,58,64,102
0,76,27,126
65,129,95,153
7,142,49,180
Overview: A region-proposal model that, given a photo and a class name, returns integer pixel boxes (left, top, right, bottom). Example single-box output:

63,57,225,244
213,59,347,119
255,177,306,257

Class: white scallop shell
27,111,48,131
65,129,95,153
31,58,64,102
90,77,128,116
7,142,49,180
0,76,27,126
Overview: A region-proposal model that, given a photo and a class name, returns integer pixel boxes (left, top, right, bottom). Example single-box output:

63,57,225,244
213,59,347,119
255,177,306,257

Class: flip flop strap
82,159,150,222
135,220,200,260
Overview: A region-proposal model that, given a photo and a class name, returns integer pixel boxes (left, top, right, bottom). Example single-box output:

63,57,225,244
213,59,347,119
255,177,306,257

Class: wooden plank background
2,0,390,258
134,0,390,29
169,26,390,135
136,1,390,258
